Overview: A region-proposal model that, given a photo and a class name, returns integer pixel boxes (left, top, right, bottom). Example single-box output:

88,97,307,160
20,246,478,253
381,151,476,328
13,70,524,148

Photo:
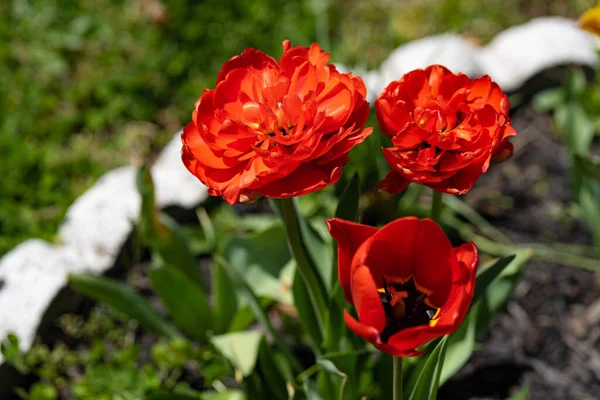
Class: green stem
280,198,328,336
393,356,403,400
430,190,443,223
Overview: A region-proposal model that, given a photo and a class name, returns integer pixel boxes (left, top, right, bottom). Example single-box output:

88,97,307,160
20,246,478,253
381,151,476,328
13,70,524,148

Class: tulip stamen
378,276,439,343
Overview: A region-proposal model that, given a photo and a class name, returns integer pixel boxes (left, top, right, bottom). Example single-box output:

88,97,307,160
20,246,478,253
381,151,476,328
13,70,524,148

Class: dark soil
439,105,600,400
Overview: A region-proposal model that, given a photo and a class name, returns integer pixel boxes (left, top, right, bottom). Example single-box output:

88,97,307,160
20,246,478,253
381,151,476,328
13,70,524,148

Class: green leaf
223,225,293,304
271,198,329,346
26,382,58,400
136,166,206,289
317,351,362,400
322,284,346,352
376,353,394,399
201,391,246,400
211,331,263,377
271,198,332,296
304,380,325,400
335,173,360,223
212,260,239,334
567,67,587,96
148,393,201,400
533,87,565,112
439,305,478,385
149,263,213,341
292,267,324,350
473,255,516,304
329,174,361,290
227,303,266,333
475,250,532,336
431,249,537,387
574,153,600,181
68,273,180,339
443,196,511,244
256,338,291,400
579,179,600,251
0,333,28,373
215,256,302,373
568,103,594,154
405,336,449,400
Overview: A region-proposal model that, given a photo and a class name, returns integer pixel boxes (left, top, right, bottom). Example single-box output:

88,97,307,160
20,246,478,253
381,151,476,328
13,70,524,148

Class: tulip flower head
327,217,478,356
376,65,516,195
182,40,372,205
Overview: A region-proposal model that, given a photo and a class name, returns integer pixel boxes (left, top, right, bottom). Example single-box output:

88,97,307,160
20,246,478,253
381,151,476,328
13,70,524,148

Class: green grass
0,0,591,254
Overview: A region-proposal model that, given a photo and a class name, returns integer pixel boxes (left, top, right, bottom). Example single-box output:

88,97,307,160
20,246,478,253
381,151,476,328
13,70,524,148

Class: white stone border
0,133,208,360
344,17,600,103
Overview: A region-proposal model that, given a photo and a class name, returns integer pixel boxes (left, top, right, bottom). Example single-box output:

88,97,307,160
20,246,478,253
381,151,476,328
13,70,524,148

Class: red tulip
327,217,478,356
376,65,516,195
182,40,372,205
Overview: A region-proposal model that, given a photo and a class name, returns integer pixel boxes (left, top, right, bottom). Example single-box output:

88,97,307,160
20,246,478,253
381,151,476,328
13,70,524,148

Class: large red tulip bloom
182,40,372,205
376,65,516,195
327,217,478,357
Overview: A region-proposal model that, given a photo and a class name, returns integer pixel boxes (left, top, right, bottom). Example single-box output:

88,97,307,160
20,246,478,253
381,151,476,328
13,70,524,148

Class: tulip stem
393,356,403,400
279,198,328,341
430,190,443,223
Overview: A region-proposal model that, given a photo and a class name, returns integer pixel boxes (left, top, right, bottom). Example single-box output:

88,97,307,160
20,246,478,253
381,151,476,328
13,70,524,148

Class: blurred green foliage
1,306,231,399
0,0,591,254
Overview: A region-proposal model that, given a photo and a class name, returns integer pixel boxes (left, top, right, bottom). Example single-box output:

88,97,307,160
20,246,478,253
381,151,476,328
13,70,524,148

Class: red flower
182,40,372,205
327,217,478,357
375,65,516,195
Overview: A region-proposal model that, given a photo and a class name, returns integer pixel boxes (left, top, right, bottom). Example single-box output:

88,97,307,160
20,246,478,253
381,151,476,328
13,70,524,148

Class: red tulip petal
327,218,378,303
256,157,344,199
378,169,410,194
453,242,478,295
355,217,421,287
343,309,380,343
491,139,514,164
426,157,486,195
383,328,434,356
376,342,425,357
413,219,453,306
217,48,279,84
181,123,241,170
351,265,386,333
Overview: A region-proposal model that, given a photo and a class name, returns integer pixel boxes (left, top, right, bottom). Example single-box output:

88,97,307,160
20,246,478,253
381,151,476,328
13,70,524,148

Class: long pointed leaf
212,261,239,334
334,173,360,223
136,167,206,289
149,263,213,341
215,255,302,373
69,273,180,339
406,336,449,400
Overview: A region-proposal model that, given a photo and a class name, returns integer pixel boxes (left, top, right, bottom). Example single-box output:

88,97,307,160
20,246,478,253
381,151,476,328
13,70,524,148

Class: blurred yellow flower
579,1,600,36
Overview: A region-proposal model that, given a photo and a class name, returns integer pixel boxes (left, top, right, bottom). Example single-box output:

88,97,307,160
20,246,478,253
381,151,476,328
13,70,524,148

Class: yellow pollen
428,308,441,326
419,119,425,126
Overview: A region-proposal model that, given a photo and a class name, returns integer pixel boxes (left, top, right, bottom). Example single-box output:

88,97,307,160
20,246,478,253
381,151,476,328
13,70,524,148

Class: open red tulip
327,217,478,356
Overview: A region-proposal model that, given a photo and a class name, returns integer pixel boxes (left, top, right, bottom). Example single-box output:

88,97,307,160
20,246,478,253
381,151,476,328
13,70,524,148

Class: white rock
358,17,600,103
0,241,77,353
477,17,600,91
58,166,139,273
0,132,208,362
378,33,481,90
152,130,209,209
